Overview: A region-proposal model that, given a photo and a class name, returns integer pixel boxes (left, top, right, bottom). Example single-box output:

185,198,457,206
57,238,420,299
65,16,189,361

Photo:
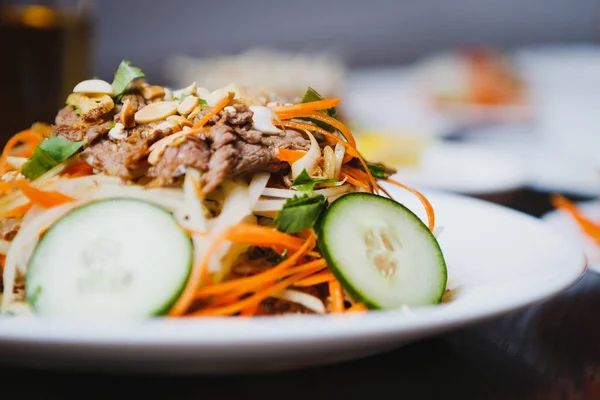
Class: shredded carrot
0,180,74,208
340,172,369,190
271,98,341,117
346,303,368,313
62,161,93,178
0,130,43,175
239,304,259,317
385,178,435,232
194,233,316,299
299,111,357,149
329,280,345,313
1,201,33,218
192,93,233,130
552,194,600,245
293,271,336,287
274,148,306,164
168,224,312,316
189,259,327,317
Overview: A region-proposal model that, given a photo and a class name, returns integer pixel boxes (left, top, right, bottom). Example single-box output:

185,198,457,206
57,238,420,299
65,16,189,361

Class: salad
0,61,447,319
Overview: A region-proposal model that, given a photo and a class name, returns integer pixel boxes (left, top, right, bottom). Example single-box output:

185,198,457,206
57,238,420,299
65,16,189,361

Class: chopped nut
172,82,197,99
163,87,173,101
147,130,188,165
120,99,136,128
142,85,166,101
73,79,114,96
167,115,193,128
187,106,201,121
108,122,127,140
66,93,114,120
134,101,177,124
177,95,199,115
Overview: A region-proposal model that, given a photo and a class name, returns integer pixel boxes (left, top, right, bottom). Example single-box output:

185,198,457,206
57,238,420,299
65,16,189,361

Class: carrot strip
0,180,74,208
274,148,306,164
340,172,369,190
329,280,345,313
551,194,600,245
189,259,327,317
293,271,336,287
179,226,209,237
194,233,316,298
0,130,43,175
271,98,340,116
192,93,233,129
346,303,368,313
168,224,312,316
385,178,435,232
300,111,357,149
239,304,259,317
62,161,93,177
1,201,33,218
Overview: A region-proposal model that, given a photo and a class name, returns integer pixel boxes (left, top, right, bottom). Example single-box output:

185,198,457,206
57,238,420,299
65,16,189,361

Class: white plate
392,142,528,195
542,200,600,273
0,187,586,374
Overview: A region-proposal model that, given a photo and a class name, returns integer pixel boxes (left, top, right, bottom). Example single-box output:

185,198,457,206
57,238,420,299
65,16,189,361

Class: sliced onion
334,142,345,180
2,202,78,312
248,173,270,210
291,130,321,180
253,199,286,212
323,146,335,179
0,239,10,255
78,185,184,211
272,290,325,314
177,168,209,267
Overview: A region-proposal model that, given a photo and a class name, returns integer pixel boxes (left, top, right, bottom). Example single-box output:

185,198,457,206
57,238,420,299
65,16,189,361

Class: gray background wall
89,0,600,84
10,0,600,82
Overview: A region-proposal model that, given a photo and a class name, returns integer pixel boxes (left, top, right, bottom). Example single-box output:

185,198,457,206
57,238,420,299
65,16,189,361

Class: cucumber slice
26,198,193,318
317,193,447,309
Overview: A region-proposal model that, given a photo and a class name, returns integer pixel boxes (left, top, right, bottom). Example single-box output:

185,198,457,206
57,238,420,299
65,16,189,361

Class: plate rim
0,189,587,347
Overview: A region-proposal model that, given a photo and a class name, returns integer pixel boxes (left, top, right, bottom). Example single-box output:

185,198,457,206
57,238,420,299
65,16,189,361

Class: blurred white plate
392,142,528,195
542,201,600,273
0,188,585,374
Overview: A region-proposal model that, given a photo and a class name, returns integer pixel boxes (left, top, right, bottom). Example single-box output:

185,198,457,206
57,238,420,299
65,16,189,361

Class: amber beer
0,2,92,146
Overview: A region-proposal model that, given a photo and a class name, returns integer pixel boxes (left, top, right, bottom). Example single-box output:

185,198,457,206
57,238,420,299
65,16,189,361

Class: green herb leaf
274,194,327,233
21,136,85,180
292,169,336,191
73,106,82,115
198,98,208,105
301,87,337,119
351,159,395,180
111,60,145,102
109,121,115,129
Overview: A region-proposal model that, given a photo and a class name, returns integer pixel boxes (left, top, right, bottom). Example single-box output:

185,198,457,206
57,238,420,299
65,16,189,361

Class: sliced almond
134,101,177,124
73,79,114,95
167,115,193,128
249,105,281,134
177,95,199,115
142,85,166,101
147,130,189,165
120,99,136,128
187,106,201,121
108,122,127,140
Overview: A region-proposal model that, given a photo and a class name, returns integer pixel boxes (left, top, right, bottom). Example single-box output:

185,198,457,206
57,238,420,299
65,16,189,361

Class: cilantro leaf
109,121,115,129
73,106,82,116
21,137,85,180
198,98,208,105
111,60,145,102
292,169,336,191
274,194,327,233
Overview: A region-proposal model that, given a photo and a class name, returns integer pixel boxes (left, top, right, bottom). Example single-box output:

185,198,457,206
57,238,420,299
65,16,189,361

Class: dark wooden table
1,189,598,400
